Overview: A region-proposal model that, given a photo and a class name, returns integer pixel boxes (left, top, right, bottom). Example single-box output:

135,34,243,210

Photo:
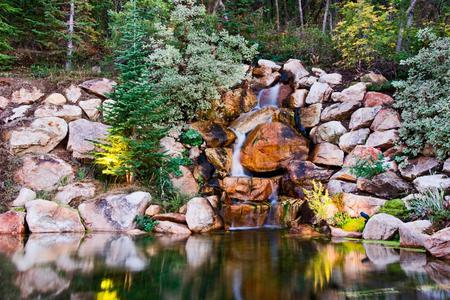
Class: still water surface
0,230,448,299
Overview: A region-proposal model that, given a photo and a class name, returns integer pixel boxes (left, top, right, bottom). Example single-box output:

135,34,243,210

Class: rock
289,224,322,237
357,171,412,198
15,154,74,191
189,147,201,160
443,158,450,175
34,104,82,122
153,213,186,224
320,99,361,122
311,67,326,76
185,197,221,233
360,72,388,85
0,211,26,234
7,117,67,155
310,121,347,144
79,98,102,120
330,168,357,182
330,227,362,238
255,72,280,87
338,128,370,153
424,227,450,259
78,191,150,231
222,87,257,118
79,78,116,98
363,92,394,107
399,157,441,180
413,174,450,193
349,106,381,130
399,220,432,248
344,145,382,167
297,76,318,88
191,121,235,147
305,82,332,104
230,106,278,134
145,204,161,217
276,83,293,105
11,87,44,104
289,89,308,108
342,193,386,217
160,136,185,158
365,129,399,150
54,182,96,205
221,176,278,201
206,195,219,209
331,82,367,103
67,119,109,159
283,59,309,83
258,59,281,71
170,166,199,197
154,221,191,235
362,213,403,240
240,122,309,172
11,187,36,207
205,148,232,173
44,93,66,105
26,199,85,232
0,96,9,109
318,73,342,87
327,180,357,195
222,203,269,229
312,142,344,167
300,103,322,128
286,160,334,185
4,105,32,123
64,84,82,103
370,108,401,131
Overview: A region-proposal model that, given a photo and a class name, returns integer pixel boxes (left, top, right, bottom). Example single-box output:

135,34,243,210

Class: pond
0,230,448,299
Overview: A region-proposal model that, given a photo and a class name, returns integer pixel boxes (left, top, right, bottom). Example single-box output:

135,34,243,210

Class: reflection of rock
185,235,213,268
222,204,269,229
425,260,450,286
154,221,191,235
15,267,70,298
0,235,24,256
364,243,399,268
400,250,427,274
55,255,94,273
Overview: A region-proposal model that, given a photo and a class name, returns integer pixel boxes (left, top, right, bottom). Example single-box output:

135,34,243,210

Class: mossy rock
379,199,409,221
341,217,366,232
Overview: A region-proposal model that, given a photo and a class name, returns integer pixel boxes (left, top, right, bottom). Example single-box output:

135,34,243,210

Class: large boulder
79,78,116,98
53,182,96,205
191,121,236,147
342,193,386,217
363,92,394,107
318,73,342,87
327,180,357,195
285,160,334,185
349,106,381,130
185,197,222,233
67,119,109,159
230,106,278,134
11,87,44,104
15,154,74,191
413,174,450,193
241,122,309,172
205,148,232,173
370,108,401,131
399,220,432,248
0,211,26,234
34,105,82,122
258,59,281,71
283,59,309,83
221,87,257,118
44,93,66,105
78,191,150,231
399,156,442,180
312,142,344,167
305,82,332,104
424,227,450,259
7,117,67,155
357,171,413,198
154,221,191,235
362,213,403,240
221,176,278,201
344,145,382,167
331,82,366,102
300,103,322,128
289,89,308,108
25,199,85,232
320,100,361,122
79,98,102,120
310,121,347,144
170,166,199,197
338,128,370,153
365,129,399,150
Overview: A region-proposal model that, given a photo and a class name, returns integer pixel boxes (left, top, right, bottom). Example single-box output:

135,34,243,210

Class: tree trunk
65,0,74,71
396,0,418,53
322,0,330,33
274,0,280,31
298,0,304,31
283,0,289,27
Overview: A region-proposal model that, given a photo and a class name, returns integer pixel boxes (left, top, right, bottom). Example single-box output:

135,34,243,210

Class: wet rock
399,220,432,248
54,182,96,205
154,221,191,235
342,193,386,217
222,203,269,229
11,87,44,104
67,119,109,159
330,227,362,238
286,160,334,185
170,166,199,197
0,211,26,234
327,180,357,195
64,84,82,103
360,72,388,85
300,103,322,128
221,176,278,201
11,187,36,207
160,136,185,158
222,87,257,118
255,72,280,87
79,98,102,120
230,106,278,134
153,213,186,224
399,156,442,180
320,99,361,122
331,82,366,102
344,145,382,167
349,106,381,130
363,91,394,107
289,89,308,108
78,191,150,232
44,93,66,105
357,171,412,198
191,121,236,147
185,197,222,233
310,121,347,144
305,82,332,104
424,227,450,259
362,213,403,240
365,129,399,150
145,204,162,217
258,59,281,71
241,122,309,172
7,117,67,155
413,174,450,193
205,148,232,173
312,142,344,167
34,104,82,121
79,78,116,98
283,59,309,83
15,154,74,191
318,73,342,87
338,128,370,153
26,199,85,232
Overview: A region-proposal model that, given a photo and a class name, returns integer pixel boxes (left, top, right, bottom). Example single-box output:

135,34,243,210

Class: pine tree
0,1,20,67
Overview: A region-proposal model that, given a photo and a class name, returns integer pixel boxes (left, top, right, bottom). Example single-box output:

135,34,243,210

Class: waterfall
255,83,281,109
230,128,248,177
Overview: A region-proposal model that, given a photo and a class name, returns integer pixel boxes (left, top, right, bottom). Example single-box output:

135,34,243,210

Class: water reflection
0,230,448,299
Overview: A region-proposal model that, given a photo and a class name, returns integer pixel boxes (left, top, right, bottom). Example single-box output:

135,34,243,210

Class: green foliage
409,188,449,228
393,30,450,160
0,1,20,67
303,181,333,223
379,199,409,221
181,129,203,147
160,192,190,213
341,217,366,233
135,215,157,232
350,153,387,179
333,212,351,228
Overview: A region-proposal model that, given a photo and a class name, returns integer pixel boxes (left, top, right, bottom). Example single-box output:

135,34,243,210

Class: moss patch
379,199,409,221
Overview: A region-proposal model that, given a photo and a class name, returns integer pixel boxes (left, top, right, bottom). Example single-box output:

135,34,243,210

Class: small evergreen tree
0,1,20,67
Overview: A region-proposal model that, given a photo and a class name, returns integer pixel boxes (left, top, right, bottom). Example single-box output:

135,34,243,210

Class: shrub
135,215,158,232
393,30,450,160
181,129,203,147
303,181,334,223
379,199,409,221
409,188,449,229
349,153,387,179
333,211,350,228
341,218,366,233
94,134,132,179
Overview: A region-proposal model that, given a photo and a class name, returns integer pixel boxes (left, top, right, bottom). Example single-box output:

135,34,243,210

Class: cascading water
230,129,248,177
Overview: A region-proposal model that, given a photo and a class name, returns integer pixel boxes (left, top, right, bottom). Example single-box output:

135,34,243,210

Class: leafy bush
160,193,191,213
393,30,450,160
341,218,366,233
349,153,387,179
379,199,409,221
333,211,350,228
95,135,132,179
303,181,334,223
135,215,158,232
181,129,203,147
409,188,449,229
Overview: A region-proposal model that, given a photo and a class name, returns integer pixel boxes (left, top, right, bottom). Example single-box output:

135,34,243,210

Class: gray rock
413,174,450,193
338,128,370,153
321,100,361,122
11,187,36,207
357,171,413,198
11,87,44,104
305,82,332,104
34,104,82,121
185,197,222,233
67,119,109,159
399,220,432,248
331,82,366,102
327,180,357,195
349,106,381,130
310,121,347,144
79,78,116,98
363,213,403,240
54,182,96,205
399,156,442,180
424,227,450,259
